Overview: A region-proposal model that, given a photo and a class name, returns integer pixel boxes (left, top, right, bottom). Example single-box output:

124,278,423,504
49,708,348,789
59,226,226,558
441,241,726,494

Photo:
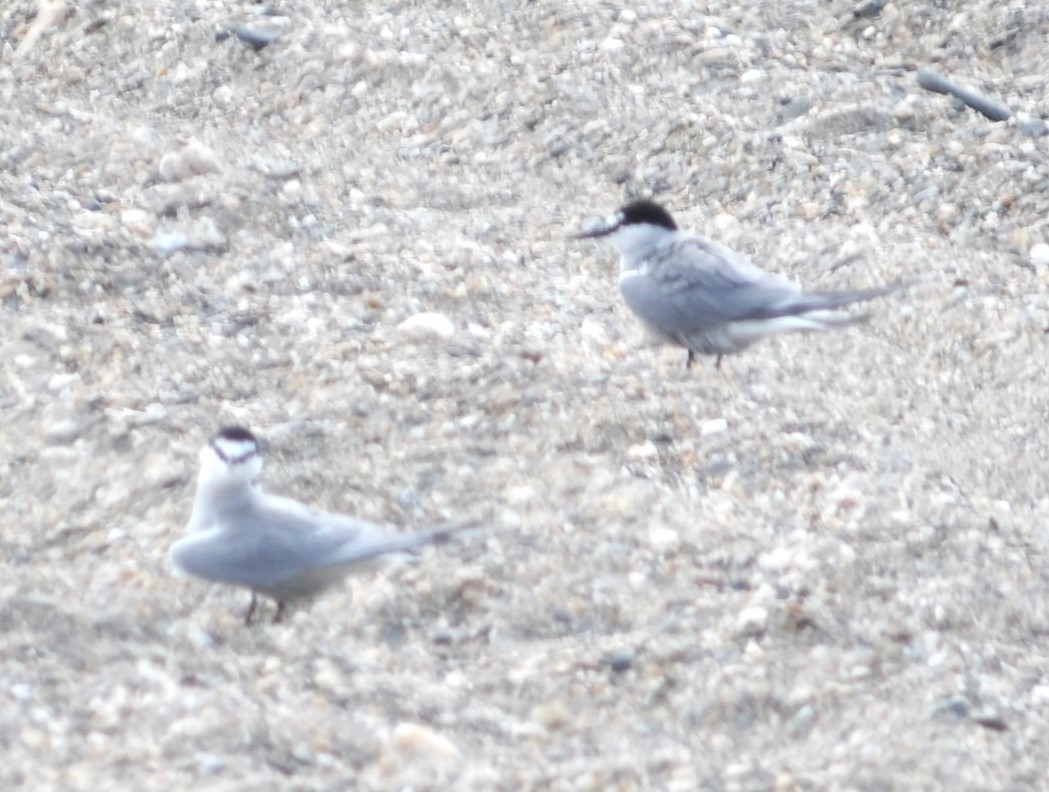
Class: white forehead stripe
212,437,258,464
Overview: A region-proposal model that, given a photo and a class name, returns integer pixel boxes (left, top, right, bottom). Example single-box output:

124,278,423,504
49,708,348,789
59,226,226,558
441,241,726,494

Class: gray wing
172,497,463,592
172,500,387,590
620,236,802,334
621,236,893,334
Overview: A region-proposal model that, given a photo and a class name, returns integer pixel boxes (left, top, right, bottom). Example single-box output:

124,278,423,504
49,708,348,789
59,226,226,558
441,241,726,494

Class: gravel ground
3,0,1049,789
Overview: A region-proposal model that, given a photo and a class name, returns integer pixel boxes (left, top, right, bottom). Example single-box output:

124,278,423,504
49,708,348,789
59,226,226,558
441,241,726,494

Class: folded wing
621,235,896,337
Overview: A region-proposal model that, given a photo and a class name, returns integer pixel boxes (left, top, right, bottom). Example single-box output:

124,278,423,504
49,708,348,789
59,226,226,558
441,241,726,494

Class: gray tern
170,426,469,624
576,199,902,368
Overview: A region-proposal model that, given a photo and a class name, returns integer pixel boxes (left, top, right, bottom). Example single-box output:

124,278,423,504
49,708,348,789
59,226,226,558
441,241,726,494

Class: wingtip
427,520,489,543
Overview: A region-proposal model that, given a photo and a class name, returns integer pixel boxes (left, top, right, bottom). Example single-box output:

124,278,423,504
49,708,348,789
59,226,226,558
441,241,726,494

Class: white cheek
196,452,229,490
605,225,652,256
243,454,264,482
197,446,263,489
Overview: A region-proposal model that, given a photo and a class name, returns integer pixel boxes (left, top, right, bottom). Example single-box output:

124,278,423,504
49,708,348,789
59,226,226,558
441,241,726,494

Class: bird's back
620,234,802,336
171,493,385,595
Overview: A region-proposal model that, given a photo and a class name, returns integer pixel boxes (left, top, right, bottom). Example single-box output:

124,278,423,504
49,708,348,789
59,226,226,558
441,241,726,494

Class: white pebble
710,213,741,234
47,372,79,392
700,417,728,436
388,722,462,764
627,440,659,459
120,208,154,238
531,701,571,729
158,139,223,182
197,755,227,776
649,526,679,550
9,683,33,701
1031,685,1049,705
505,485,536,505
45,419,82,444
153,231,188,257
185,629,216,650
396,312,455,340
758,545,798,572
737,606,769,634
579,316,610,346
212,85,233,106
1030,242,1049,267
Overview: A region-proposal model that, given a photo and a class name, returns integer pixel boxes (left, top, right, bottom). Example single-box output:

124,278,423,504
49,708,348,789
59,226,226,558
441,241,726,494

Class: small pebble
649,526,679,550
197,755,228,776
45,419,83,445
388,723,461,764
737,606,769,635
602,647,636,673
1029,243,1049,267
1016,115,1049,138
932,696,970,719
531,701,571,729
234,24,283,51
153,231,189,257
972,710,1008,732
700,418,728,436
120,208,154,238
158,139,223,182
396,312,455,340
627,440,659,459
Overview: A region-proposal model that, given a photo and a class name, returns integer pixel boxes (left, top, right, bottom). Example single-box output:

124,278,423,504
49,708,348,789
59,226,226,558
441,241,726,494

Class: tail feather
327,521,482,567
782,280,910,316
725,312,863,347
694,281,908,357
797,308,870,328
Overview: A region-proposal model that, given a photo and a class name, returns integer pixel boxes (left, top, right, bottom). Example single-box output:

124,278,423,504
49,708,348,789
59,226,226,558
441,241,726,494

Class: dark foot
272,601,286,624
243,593,259,625
686,350,696,369
715,354,723,369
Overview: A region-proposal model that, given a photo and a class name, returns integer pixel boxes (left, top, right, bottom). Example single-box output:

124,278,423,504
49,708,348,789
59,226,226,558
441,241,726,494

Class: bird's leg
686,350,696,369
715,353,723,369
244,592,258,625
272,601,286,624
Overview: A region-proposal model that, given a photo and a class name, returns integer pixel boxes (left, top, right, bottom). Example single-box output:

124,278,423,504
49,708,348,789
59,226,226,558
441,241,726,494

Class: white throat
604,224,672,272
187,444,263,531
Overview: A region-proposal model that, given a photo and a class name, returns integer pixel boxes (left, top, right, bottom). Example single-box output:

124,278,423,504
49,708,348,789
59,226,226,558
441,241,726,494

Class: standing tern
575,199,903,368
170,426,470,624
